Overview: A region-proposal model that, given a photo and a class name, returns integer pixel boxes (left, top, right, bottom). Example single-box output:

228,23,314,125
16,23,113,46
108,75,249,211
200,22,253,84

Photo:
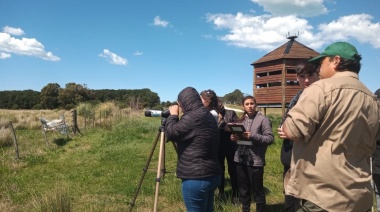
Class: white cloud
133,51,143,56
316,14,380,48
206,13,313,51
251,0,328,17
0,52,11,59
153,16,169,27
3,26,25,36
0,31,60,61
206,10,380,51
99,49,128,65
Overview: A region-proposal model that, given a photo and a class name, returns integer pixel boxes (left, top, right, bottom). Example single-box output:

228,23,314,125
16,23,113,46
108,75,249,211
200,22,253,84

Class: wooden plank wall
254,61,301,105
255,86,300,104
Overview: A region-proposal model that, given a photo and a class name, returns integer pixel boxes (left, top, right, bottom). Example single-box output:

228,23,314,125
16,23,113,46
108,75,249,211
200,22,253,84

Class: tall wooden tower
251,35,320,115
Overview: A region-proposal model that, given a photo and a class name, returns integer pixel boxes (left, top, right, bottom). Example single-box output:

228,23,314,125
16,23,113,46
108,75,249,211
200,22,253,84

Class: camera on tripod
144,109,170,118
130,109,178,212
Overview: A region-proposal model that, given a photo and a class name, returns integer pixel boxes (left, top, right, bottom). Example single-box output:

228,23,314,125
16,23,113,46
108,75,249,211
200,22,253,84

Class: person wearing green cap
278,41,380,211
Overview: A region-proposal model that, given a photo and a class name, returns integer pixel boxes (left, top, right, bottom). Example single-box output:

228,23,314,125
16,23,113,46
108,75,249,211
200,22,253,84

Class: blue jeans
181,175,221,212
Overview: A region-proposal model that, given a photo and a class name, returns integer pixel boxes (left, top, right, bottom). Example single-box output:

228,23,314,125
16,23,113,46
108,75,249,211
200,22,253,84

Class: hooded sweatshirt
165,87,222,179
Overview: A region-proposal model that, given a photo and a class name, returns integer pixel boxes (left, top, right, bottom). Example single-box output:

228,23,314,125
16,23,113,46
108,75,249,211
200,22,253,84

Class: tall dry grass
0,103,133,133
0,126,12,147
0,109,71,130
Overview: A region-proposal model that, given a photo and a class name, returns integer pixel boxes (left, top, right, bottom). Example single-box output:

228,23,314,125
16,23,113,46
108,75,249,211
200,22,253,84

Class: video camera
144,109,170,118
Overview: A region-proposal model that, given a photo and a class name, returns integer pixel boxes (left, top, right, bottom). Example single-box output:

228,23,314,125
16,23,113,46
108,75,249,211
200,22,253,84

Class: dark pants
218,152,238,198
236,164,265,212
283,165,296,212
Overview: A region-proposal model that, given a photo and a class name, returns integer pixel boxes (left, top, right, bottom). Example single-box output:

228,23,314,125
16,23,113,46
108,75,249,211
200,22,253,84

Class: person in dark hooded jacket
165,86,222,212
200,89,239,203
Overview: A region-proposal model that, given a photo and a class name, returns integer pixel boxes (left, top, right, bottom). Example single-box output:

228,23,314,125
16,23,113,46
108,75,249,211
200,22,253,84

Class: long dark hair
237,95,257,122
200,89,220,114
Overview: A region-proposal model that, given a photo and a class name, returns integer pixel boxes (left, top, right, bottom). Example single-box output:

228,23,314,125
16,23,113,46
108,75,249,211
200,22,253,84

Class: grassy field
0,108,285,212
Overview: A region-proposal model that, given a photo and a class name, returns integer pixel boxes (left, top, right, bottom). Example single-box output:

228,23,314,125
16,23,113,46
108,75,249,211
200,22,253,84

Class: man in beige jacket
278,41,380,212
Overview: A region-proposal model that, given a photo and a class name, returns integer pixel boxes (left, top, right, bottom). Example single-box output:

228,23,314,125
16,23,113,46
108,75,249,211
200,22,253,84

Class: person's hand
224,125,231,132
230,133,238,141
243,132,251,139
277,126,289,139
169,105,179,116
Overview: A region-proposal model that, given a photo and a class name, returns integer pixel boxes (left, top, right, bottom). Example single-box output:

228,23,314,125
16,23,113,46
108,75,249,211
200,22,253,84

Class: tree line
0,82,246,110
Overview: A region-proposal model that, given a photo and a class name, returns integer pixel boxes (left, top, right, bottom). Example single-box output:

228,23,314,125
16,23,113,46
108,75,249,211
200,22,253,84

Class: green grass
0,112,285,212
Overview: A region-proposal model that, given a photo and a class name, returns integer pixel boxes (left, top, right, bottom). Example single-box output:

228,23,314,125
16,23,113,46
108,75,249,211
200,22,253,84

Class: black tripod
128,117,177,212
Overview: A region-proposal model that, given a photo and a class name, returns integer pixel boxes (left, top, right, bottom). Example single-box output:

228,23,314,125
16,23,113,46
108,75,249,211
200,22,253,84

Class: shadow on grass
53,137,72,146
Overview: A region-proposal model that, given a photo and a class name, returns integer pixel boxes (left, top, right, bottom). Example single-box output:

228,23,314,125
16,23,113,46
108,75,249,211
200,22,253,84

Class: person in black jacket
200,90,239,203
217,98,239,203
165,86,222,212
278,61,319,212
373,88,380,212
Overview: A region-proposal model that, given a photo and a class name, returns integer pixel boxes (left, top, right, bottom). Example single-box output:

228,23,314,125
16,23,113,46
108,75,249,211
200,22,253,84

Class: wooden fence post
8,121,19,159
41,125,50,147
71,110,82,135
99,111,102,125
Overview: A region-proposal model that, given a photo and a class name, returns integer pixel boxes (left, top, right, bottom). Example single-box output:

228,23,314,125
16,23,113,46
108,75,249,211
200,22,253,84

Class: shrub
76,103,95,119
96,102,119,117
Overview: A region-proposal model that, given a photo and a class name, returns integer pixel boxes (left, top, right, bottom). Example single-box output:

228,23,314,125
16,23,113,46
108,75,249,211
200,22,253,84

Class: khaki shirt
284,71,380,212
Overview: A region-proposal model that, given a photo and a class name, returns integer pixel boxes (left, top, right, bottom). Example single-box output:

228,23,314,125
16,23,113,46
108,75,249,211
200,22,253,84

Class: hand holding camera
169,105,179,116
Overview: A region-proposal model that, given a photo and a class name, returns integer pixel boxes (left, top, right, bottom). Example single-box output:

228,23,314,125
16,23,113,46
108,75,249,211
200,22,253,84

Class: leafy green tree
0,90,39,109
58,83,95,109
40,83,61,109
223,89,244,105
0,91,11,108
123,88,160,109
161,101,175,108
20,90,40,109
138,88,160,108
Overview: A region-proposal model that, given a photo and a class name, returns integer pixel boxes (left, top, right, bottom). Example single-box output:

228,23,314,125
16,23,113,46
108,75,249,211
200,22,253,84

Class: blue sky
1,0,379,102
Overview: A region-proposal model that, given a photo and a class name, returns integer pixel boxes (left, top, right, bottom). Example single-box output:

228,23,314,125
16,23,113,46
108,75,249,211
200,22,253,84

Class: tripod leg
153,131,166,212
128,129,161,212
161,133,166,179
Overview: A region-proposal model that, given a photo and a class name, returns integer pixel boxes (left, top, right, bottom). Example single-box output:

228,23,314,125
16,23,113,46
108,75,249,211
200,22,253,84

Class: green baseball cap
309,42,359,64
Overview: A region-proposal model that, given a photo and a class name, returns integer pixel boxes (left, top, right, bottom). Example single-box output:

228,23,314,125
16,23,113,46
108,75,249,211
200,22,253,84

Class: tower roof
252,39,320,65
